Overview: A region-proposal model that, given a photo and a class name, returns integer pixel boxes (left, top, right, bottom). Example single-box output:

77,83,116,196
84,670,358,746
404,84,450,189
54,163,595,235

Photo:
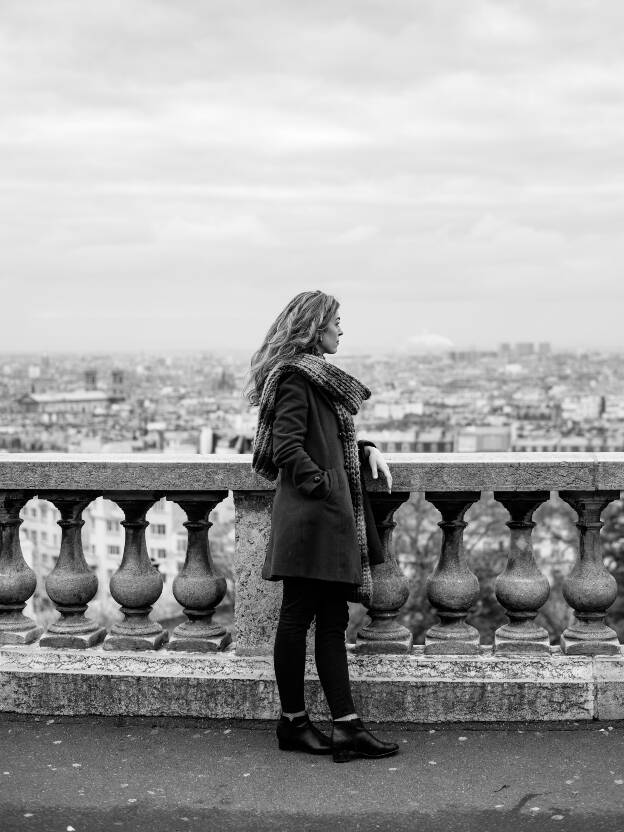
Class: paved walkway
1,715,624,831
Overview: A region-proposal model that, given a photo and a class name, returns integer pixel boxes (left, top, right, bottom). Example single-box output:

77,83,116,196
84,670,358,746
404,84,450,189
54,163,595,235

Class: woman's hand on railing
364,446,392,493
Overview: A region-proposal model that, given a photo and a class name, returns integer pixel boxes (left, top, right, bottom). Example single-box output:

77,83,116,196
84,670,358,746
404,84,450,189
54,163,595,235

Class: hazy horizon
2,342,623,361
3,1,624,353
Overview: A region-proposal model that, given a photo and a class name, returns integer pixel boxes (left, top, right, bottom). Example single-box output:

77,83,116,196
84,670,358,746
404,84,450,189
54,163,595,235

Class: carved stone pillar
424,491,481,655
493,491,551,655
354,492,412,654
0,491,43,645
103,495,168,651
559,490,620,655
40,493,106,648
232,490,279,655
167,492,231,652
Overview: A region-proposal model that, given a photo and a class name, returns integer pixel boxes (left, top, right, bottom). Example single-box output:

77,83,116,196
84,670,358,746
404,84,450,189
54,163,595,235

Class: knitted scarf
252,353,372,605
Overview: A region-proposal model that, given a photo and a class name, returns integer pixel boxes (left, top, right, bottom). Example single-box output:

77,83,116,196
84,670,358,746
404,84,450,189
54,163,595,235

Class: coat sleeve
356,440,385,565
357,439,376,467
272,373,331,499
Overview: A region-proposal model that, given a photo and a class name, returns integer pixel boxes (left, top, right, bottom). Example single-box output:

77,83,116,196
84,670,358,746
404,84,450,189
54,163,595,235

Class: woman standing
247,290,399,763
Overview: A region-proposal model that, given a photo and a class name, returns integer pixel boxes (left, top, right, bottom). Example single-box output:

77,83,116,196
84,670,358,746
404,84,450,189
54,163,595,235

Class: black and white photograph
2,1,624,830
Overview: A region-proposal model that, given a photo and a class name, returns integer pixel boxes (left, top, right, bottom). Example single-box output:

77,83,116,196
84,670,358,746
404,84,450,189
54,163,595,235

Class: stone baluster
103,495,168,650
354,492,413,653
167,492,231,652
559,490,621,655
424,491,481,655
39,493,106,648
0,491,43,644
493,491,551,655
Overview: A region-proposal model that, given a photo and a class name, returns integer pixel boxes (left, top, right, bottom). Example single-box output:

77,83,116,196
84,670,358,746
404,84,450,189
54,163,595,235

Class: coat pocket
307,466,335,501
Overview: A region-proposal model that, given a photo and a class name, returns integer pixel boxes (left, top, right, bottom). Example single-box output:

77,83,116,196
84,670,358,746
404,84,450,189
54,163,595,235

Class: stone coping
0,452,623,492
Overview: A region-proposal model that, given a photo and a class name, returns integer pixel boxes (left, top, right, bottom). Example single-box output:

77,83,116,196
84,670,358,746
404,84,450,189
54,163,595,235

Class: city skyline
3,2,624,352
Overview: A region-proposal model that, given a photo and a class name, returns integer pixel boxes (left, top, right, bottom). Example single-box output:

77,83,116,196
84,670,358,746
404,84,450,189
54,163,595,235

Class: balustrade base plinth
494,634,551,656
352,631,413,655
560,634,621,656
494,622,551,656
40,627,107,650
560,618,621,656
167,630,232,653
0,626,43,646
103,630,169,651
351,637,413,655
424,623,480,656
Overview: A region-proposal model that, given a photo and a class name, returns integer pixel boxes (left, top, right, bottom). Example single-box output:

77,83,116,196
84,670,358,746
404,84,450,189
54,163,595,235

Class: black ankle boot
331,718,399,763
276,714,332,754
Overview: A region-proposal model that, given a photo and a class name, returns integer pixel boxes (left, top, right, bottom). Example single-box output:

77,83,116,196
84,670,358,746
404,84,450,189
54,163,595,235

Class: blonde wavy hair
245,290,339,406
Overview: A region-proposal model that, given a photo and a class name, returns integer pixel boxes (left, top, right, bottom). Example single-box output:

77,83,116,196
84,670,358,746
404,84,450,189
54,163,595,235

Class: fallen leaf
551,816,564,822
458,737,467,742
52,740,62,745
24,813,34,818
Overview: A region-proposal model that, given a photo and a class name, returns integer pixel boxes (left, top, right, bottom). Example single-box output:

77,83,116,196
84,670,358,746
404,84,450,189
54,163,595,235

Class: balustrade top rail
0,452,623,492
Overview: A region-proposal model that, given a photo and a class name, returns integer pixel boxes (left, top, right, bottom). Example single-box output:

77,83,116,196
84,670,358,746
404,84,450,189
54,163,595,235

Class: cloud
333,225,379,244
1,0,624,350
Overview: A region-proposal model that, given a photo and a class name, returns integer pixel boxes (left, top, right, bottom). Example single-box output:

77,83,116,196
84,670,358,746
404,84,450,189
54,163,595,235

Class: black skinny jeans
273,577,356,720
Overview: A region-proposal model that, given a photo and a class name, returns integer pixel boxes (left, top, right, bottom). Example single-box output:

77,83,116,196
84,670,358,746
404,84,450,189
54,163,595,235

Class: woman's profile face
318,310,343,355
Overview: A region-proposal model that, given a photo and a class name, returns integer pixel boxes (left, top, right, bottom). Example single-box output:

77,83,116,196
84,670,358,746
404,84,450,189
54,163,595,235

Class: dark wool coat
261,372,384,585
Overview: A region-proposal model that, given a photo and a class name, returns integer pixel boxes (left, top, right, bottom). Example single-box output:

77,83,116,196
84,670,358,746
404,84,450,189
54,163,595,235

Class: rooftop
19,390,111,403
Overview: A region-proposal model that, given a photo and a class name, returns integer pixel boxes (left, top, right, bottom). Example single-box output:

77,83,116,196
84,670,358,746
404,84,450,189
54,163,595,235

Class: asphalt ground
1,715,624,832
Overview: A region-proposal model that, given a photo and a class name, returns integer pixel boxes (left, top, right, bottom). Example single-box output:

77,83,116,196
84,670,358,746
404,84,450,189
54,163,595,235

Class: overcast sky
2,1,624,353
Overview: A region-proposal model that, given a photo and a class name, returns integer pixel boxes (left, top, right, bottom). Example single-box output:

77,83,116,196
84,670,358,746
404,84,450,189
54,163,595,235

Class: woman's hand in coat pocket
363,446,392,493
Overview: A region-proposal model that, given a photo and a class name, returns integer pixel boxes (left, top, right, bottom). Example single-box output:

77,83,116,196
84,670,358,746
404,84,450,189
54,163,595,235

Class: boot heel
332,749,353,763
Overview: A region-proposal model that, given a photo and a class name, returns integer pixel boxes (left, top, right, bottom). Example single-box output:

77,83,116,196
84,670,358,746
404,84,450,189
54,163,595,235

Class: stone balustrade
0,452,623,723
